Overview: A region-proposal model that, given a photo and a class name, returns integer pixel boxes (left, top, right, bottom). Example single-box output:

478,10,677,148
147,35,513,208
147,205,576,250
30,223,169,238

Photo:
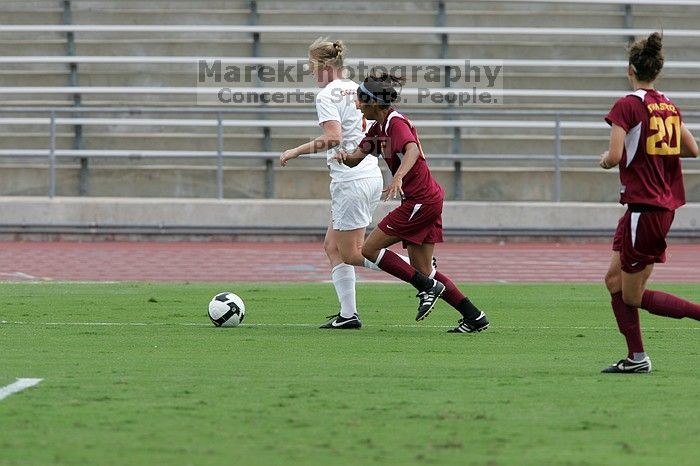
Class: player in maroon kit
600,32,700,373
338,72,490,333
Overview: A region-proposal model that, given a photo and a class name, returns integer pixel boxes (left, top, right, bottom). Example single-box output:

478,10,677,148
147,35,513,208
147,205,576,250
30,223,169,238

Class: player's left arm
384,142,420,201
600,124,626,169
679,123,699,158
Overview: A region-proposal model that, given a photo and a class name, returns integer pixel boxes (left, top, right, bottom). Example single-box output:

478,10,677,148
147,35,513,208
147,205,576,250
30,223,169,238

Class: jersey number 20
646,115,681,156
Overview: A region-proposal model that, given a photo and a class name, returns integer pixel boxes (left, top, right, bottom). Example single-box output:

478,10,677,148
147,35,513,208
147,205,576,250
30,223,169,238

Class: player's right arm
280,120,342,166
281,92,345,167
600,124,626,169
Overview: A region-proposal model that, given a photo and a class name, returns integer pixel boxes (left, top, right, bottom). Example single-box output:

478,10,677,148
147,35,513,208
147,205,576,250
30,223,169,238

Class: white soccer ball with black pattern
208,292,245,327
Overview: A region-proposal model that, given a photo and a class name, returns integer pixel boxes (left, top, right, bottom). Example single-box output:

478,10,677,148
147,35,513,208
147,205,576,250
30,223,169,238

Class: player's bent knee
323,239,337,255
604,270,622,293
339,249,363,266
361,244,379,262
604,273,621,293
621,290,642,308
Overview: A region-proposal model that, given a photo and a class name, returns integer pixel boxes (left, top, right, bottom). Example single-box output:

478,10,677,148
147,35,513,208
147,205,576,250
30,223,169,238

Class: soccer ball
208,292,246,327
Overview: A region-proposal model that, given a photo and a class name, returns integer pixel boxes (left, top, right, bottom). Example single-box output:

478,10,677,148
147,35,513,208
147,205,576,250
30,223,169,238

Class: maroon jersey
360,108,444,204
605,89,686,210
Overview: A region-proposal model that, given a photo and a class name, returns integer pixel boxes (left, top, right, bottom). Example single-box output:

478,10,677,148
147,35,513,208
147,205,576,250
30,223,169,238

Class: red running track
0,241,698,283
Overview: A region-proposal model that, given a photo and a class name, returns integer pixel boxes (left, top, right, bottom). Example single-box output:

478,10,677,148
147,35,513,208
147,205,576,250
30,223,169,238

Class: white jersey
316,79,381,182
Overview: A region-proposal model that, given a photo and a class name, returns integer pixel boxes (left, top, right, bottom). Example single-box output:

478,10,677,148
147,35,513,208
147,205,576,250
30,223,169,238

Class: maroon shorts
378,199,443,247
612,208,675,273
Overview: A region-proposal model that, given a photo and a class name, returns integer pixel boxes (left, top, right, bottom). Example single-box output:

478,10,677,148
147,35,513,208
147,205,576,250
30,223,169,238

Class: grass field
1,282,699,466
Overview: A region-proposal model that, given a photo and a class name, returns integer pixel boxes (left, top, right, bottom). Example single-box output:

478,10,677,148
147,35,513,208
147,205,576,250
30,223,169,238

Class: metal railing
4,56,700,69
3,87,700,100
2,24,700,37
1,106,697,202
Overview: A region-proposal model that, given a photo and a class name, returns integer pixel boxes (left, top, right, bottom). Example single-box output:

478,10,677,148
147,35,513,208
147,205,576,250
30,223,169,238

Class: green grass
1,282,699,466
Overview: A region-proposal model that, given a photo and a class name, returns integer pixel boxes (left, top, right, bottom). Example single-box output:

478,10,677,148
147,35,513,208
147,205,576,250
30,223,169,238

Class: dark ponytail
357,70,405,108
629,32,664,82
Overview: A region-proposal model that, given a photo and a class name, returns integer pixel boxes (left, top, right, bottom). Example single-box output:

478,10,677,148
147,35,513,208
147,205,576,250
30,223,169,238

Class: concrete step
0,130,614,157
11,196,698,237
0,132,611,157
0,41,65,55
71,11,250,25
12,67,696,91
73,41,253,57
2,164,699,202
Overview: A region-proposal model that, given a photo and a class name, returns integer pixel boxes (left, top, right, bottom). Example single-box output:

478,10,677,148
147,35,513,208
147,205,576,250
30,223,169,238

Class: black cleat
601,357,652,373
416,280,445,321
319,313,362,329
447,312,490,333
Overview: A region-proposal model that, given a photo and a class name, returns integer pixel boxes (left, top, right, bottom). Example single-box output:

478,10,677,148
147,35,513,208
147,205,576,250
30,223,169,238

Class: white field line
0,280,120,284
0,378,43,401
0,272,39,280
1,320,698,331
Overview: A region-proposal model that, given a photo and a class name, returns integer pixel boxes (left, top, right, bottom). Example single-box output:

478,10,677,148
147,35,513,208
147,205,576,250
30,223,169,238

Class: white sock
332,263,356,318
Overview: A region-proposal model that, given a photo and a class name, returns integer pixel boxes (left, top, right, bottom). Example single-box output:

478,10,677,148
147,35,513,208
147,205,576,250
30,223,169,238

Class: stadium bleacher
0,0,698,208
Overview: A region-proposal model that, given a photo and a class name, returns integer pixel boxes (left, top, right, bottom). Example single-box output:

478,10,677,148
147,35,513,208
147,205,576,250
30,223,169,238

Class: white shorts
330,176,383,231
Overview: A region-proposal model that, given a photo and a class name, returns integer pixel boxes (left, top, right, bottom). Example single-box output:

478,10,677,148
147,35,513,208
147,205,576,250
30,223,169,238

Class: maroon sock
611,292,644,358
376,249,417,283
433,271,465,307
641,290,700,321
433,271,483,320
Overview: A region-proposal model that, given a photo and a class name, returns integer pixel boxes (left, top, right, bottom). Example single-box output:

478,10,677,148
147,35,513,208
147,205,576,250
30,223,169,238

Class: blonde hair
308,37,345,70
